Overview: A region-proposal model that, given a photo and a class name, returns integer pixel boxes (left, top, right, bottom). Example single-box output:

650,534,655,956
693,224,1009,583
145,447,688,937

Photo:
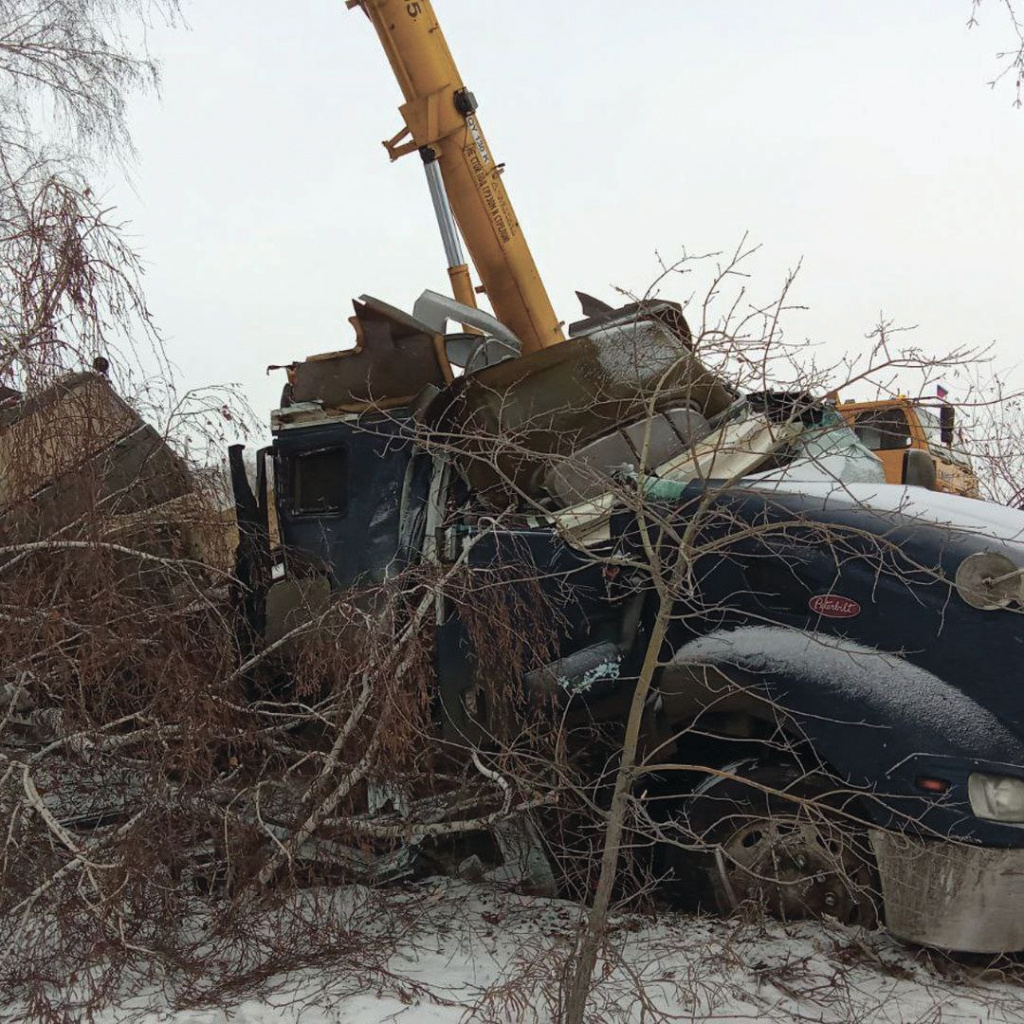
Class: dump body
0,372,192,546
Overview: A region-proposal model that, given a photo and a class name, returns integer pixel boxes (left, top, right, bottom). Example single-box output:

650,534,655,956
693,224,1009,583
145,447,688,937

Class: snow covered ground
73,880,1024,1024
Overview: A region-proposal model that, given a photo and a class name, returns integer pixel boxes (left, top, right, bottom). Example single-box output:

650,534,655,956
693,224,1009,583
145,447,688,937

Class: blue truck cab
232,293,1024,954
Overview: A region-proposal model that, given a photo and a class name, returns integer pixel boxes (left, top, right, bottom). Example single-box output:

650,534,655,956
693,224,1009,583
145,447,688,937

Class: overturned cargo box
0,371,193,549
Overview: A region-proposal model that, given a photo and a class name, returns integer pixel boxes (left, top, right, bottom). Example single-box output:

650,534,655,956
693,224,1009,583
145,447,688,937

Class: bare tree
969,0,1024,105
0,0,180,393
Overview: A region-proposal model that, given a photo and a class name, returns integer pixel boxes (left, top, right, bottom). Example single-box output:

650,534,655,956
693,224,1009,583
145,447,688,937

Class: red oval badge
809,594,861,619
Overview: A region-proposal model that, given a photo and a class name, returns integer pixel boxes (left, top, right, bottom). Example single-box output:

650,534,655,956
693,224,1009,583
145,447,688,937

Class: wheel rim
715,810,877,927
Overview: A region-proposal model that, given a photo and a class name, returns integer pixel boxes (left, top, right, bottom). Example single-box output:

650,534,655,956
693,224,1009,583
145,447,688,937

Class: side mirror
940,405,955,446
904,448,938,490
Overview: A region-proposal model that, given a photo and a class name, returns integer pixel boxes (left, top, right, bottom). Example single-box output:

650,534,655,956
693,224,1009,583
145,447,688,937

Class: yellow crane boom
348,0,565,354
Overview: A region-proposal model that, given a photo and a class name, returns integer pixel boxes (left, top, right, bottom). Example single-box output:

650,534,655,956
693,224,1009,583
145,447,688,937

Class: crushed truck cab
232,294,1024,955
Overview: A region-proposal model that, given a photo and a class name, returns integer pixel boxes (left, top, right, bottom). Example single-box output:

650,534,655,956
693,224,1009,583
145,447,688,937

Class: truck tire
656,758,879,928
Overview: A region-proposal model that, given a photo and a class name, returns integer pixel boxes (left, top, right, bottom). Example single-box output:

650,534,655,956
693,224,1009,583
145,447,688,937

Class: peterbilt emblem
809,595,861,619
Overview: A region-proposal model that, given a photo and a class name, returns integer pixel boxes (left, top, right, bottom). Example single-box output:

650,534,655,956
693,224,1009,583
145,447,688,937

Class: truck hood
715,480,1024,746
747,481,1024,549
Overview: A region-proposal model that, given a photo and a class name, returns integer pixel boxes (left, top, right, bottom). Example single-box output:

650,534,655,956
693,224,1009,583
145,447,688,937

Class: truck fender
654,626,1024,791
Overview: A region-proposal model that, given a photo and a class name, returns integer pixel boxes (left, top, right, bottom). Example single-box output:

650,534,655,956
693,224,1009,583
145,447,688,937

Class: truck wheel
658,758,880,928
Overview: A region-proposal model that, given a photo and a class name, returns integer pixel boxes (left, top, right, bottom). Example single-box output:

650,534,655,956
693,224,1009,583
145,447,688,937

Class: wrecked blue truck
232,293,1024,953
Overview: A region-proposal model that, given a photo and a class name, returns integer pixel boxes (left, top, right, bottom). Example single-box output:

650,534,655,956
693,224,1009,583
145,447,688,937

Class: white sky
105,0,1023,425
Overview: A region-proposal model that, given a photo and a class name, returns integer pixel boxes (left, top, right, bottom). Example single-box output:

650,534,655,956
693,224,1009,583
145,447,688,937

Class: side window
290,447,348,516
853,408,912,451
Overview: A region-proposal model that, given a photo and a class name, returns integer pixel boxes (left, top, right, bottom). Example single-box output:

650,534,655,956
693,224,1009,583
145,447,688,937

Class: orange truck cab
836,397,979,498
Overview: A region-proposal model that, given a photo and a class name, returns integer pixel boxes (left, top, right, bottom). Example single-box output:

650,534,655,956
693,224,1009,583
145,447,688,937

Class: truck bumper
871,830,1024,953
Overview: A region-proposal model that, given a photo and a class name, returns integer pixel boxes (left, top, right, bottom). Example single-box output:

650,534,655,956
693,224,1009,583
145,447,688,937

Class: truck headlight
968,773,1024,823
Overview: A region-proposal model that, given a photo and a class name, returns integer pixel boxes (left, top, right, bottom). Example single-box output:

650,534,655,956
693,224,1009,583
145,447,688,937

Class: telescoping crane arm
348,0,565,355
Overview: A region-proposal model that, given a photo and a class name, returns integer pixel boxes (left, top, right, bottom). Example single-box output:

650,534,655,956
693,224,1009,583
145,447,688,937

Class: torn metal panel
486,816,557,896
544,407,712,508
550,413,797,545
657,412,801,485
291,295,452,410
551,492,617,547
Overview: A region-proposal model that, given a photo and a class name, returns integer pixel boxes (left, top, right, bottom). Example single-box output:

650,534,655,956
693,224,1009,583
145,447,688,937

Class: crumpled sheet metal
429,319,735,504
291,296,451,411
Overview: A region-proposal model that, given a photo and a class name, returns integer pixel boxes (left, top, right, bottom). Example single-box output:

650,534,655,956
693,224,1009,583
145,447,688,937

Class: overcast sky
105,0,1023,425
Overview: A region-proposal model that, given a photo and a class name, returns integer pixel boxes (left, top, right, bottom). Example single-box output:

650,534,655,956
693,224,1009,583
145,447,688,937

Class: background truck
837,396,980,497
